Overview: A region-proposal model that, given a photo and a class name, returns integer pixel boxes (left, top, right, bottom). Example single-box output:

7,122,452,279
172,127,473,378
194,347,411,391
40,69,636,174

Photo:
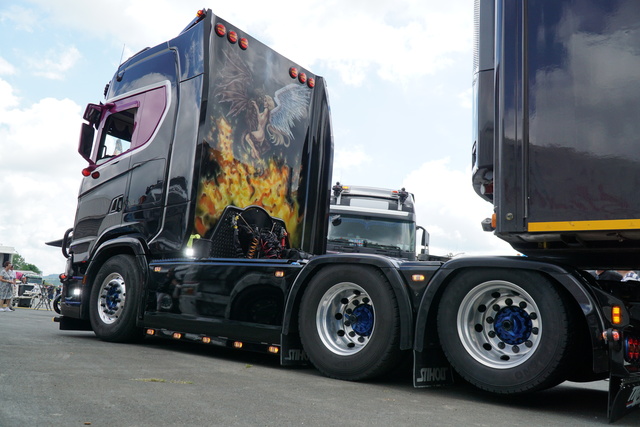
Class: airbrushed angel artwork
194,41,316,248
215,48,311,160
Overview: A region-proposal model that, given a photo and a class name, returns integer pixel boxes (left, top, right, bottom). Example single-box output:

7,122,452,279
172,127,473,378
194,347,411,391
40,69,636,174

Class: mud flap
280,333,309,366
54,315,93,331
608,374,640,422
413,347,454,388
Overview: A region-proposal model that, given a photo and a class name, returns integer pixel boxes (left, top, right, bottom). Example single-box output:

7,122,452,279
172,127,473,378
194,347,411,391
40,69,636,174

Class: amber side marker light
233,341,243,349
146,329,156,336
274,270,285,278
612,306,622,324
172,332,183,340
411,274,425,282
268,346,279,354
202,337,212,344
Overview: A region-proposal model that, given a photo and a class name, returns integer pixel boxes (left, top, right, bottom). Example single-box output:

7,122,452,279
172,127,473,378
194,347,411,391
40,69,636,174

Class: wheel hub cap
351,304,374,336
493,306,532,345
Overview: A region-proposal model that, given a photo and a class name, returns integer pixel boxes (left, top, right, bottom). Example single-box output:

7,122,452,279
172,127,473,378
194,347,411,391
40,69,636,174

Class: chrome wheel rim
316,282,375,356
97,273,127,325
457,280,541,369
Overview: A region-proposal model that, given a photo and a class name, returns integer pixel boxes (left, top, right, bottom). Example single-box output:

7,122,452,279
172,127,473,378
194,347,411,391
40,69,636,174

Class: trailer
47,5,640,422
463,0,640,420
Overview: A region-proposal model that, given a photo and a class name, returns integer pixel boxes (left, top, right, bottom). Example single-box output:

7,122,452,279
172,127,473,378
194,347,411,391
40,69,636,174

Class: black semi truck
49,4,640,422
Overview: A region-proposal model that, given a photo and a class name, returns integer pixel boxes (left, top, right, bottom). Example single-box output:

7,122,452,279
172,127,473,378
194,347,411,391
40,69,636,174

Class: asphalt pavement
1,307,639,426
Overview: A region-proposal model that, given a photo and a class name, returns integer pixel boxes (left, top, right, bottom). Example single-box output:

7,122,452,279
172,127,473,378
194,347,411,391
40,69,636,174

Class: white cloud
29,46,82,80
0,56,16,75
0,4,34,32
242,1,473,87
404,158,516,257
0,78,20,112
0,86,85,275
18,0,472,87
332,145,372,183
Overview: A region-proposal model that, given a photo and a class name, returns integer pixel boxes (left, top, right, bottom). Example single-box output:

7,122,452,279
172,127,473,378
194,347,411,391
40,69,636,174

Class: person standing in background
0,261,14,311
7,263,16,310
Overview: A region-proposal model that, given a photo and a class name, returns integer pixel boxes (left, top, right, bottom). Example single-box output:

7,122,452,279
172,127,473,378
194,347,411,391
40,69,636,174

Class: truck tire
299,265,402,381
52,294,61,314
437,268,575,394
89,255,143,342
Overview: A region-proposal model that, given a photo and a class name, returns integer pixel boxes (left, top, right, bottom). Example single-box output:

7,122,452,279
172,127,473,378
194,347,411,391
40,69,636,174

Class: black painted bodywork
59,10,333,327
473,0,640,268
472,1,640,420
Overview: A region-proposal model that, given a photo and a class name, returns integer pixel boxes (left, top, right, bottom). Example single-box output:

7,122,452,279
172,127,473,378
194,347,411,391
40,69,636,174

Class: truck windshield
327,215,415,252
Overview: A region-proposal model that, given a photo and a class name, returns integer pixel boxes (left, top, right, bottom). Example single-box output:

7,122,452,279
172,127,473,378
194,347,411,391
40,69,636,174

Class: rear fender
281,254,414,365
413,256,607,386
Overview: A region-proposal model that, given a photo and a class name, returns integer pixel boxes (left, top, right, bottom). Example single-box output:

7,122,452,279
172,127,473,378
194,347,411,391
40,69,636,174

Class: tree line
12,253,42,275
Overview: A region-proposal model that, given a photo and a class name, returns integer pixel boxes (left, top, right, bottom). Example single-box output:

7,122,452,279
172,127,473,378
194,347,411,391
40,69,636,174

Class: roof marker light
215,23,226,37
298,72,307,84
289,67,298,79
239,38,249,50
228,31,238,43
307,77,315,88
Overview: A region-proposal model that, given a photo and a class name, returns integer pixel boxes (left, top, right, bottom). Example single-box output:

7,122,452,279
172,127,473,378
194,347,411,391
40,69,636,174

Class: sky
0,0,515,276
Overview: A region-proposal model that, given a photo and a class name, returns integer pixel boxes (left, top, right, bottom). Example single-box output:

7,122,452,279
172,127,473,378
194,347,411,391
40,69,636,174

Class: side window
97,108,137,162
91,84,167,164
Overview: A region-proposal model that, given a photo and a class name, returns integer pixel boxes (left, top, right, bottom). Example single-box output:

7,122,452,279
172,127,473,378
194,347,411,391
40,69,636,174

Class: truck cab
327,183,428,260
